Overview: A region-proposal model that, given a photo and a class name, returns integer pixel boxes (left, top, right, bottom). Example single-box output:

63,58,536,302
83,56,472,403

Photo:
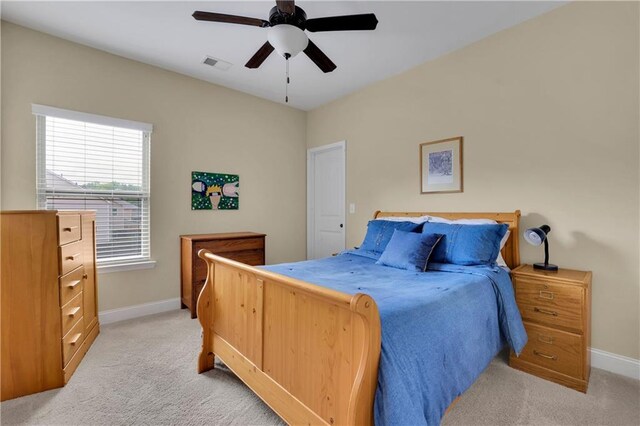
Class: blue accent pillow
376,230,443,271
360,220,421,253
422,222,508,266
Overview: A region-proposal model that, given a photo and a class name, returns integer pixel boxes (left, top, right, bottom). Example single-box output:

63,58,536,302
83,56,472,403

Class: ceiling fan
192,0,379,74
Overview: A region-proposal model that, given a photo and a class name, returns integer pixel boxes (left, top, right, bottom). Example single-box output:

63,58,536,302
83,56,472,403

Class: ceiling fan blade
305,13,378,32
303,40,336,73
276,0,295,15
192,11,269,28
245,41,275,69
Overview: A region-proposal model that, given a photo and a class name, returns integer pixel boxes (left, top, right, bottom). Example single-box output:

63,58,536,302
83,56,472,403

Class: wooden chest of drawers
509,264,591,392
1,210,100,401
180,232,266,318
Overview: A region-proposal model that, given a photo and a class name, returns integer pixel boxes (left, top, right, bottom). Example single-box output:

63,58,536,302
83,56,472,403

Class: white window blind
34,105,152,266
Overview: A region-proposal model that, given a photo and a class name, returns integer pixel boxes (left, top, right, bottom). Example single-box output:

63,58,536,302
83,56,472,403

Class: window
34,105,153,270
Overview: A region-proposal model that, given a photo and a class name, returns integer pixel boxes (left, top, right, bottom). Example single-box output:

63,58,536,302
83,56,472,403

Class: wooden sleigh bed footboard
196,250,382,426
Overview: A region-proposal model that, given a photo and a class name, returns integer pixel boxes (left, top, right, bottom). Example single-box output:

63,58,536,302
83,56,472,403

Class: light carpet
1,310,638,425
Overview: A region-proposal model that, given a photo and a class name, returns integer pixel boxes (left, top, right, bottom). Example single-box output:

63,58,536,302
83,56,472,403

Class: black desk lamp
524,225,558,271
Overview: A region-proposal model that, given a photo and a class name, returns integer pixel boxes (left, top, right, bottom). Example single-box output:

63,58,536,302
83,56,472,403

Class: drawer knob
83,273,88,280
62,226,78,232
69,333,82,345
67,307,81,317
534,307,558,316
65,253,81,261
533,350,557,360
66,279,82,289
539,290,554,300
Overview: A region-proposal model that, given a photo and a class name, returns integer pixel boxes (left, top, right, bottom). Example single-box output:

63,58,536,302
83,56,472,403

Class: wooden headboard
373,210,521,269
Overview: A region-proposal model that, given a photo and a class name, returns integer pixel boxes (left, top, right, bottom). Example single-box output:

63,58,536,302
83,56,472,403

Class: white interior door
307,141,346,259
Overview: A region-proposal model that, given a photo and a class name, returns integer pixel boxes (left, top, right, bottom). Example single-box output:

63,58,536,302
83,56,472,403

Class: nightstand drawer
515,277,584,332
518,322,584,379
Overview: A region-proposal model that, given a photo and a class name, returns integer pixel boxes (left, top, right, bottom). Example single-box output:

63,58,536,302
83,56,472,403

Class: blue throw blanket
262,251,527,426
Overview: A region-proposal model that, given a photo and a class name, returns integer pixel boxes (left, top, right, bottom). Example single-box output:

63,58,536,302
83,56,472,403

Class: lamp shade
267,24,309,58
524,225,551,246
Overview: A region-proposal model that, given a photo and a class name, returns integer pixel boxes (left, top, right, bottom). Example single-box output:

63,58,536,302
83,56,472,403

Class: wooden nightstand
180,232,266,318
509,264,592,392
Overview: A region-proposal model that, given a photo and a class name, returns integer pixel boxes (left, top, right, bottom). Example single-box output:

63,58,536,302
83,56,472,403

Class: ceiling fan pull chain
285,55,290,103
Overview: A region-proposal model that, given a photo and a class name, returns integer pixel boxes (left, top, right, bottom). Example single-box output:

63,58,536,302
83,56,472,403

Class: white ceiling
1,1,563,110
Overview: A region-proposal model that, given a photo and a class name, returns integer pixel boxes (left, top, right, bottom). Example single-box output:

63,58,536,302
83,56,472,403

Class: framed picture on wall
420,136,463,194
191,171,239,210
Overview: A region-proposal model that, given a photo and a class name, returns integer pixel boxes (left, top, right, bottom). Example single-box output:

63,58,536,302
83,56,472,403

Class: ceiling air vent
202,56,232,71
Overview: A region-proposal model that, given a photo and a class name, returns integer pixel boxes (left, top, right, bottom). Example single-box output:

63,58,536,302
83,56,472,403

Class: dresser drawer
195,237,264,254
59,266,84,306
59,241,83,275
515,277,584,332
194,249,264,282
62,317,85,366
226,249,265,266
518,321,584,379
58,214,81,246
61,292,84,337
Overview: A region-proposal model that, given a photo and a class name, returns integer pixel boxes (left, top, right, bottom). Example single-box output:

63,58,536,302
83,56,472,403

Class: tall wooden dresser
180,232,266,318
1,210,100,401
509,264,591,392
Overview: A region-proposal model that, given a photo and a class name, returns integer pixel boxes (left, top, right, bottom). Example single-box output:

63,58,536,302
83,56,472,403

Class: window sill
97,260,157,274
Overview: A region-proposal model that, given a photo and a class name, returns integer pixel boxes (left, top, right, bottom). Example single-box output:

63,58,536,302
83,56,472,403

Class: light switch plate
349,203,356,214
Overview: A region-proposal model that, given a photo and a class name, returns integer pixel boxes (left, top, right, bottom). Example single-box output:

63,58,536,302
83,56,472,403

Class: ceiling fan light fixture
267,24,308,58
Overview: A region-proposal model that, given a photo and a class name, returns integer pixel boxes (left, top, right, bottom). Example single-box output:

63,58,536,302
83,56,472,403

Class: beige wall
2,2,639,360
307,2,640,359
1,22,307,311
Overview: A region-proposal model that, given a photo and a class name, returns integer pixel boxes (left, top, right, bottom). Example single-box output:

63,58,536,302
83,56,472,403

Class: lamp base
533,262,558,272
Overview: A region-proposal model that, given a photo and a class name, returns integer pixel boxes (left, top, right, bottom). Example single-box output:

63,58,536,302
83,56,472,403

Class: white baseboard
590,348,640,380
99,298,181,325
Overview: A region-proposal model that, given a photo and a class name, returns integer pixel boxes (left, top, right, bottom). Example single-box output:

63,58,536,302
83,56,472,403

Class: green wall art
191,171,239,210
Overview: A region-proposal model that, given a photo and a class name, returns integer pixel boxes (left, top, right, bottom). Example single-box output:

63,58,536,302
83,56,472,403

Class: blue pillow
360,220,421,253
376,230,443,271
422,222,508,266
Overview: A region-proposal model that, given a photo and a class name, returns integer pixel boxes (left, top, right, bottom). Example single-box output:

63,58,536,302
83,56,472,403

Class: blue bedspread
262,251,527,426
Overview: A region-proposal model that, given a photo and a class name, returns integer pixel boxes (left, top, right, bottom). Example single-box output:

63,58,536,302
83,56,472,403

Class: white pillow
428,216,510,268
496,230,510,269
375,215,431,224
428,216,498,225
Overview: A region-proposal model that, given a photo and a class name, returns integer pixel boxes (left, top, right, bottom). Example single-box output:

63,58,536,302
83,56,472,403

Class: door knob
339,224,344,228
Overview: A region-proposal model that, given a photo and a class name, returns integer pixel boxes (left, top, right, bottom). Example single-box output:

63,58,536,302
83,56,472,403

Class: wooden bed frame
197,211,521,425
